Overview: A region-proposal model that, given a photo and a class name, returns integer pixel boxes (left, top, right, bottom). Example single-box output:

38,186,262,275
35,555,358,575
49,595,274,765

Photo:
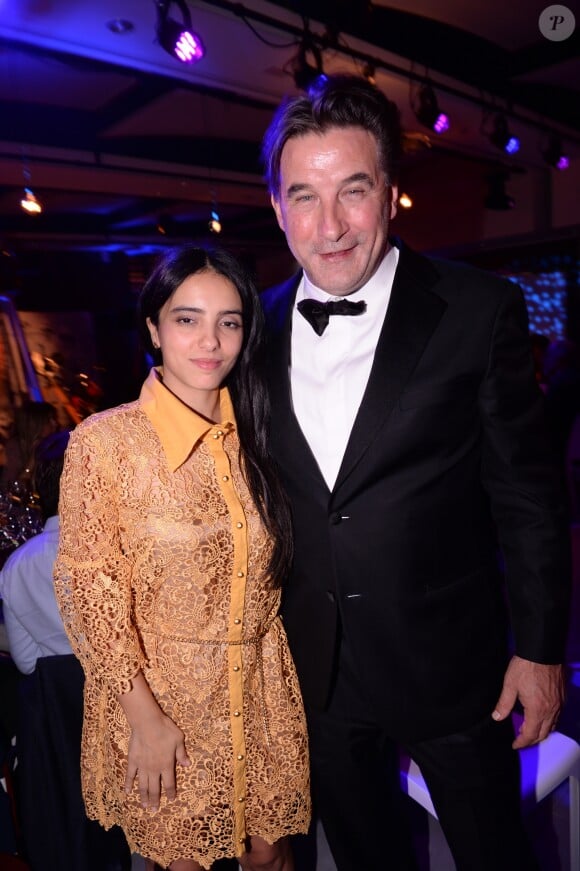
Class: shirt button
236,521,243,528
222,475,229,481
238,796,244,803
237,754,244,760
234,710,241,717
233,665,240,672
234,618,241,625
237,571,244,577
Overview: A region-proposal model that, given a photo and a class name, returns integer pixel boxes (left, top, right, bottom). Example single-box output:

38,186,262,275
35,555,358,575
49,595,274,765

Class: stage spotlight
413,84,449,135
489,113,519,155
291,37,325,91
20,187,42,215
484,172,515,210
543,134,569,170
156,0,204,64
208,209,222,234
156,214,175,236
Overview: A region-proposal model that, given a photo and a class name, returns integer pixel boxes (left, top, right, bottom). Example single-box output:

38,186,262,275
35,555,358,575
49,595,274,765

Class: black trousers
306,637,539,871
16,655,131,871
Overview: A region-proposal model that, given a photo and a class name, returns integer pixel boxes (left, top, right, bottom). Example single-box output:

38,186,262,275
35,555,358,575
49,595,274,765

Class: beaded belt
148,620,276,746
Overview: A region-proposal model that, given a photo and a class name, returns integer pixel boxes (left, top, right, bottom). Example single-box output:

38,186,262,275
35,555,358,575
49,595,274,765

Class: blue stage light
490,113,519,154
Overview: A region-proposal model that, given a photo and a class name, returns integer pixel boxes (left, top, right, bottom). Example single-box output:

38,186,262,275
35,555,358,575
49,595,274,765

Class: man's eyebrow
342,172,375,186
285,172,376,198
286,182,313,198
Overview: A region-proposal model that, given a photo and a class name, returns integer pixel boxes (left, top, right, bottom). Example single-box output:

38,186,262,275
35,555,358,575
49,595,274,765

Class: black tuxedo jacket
261,241,571,742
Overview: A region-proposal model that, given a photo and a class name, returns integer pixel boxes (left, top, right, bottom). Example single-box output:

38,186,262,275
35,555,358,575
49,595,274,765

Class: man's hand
492,655,565,749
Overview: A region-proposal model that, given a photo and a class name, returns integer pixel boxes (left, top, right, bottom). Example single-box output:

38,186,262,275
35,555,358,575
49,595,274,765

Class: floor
3,522,580,871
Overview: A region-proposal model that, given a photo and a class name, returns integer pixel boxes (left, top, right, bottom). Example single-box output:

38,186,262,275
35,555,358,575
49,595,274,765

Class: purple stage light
174,30,204,63
414,84,450,136
433,113,450,134
544,135,569,170
156,1,204,65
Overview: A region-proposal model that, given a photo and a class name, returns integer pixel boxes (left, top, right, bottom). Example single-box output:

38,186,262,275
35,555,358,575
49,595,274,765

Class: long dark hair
33,428,71,520
138,244,293,585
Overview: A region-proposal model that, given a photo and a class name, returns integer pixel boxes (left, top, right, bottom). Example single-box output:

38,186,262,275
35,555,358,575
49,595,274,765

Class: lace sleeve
54,419,144,694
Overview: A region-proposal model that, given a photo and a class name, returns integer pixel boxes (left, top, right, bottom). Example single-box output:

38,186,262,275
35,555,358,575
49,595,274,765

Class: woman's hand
118,671,191,811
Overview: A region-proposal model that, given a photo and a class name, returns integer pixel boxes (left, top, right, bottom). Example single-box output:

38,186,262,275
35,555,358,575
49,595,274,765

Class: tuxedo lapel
264,274,332,496
334,244,447,494
263,274,295,409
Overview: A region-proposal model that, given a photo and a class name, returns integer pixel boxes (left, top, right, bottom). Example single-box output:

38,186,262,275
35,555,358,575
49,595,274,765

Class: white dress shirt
291,245,399,489
0,516,72,674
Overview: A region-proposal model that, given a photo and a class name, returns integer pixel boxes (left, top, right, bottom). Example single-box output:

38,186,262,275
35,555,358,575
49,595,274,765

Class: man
260,75,570,870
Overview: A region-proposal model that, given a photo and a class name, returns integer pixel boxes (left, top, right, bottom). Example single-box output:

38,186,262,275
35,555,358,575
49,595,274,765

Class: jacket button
326,591,336,603
330,512,342,525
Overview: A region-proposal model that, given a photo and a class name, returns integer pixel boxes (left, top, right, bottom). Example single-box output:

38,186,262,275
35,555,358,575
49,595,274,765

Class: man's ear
271,194,285,231
389,185,399,220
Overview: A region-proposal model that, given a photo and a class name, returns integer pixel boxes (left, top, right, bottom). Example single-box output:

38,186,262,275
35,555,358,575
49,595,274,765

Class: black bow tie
297,298,367,336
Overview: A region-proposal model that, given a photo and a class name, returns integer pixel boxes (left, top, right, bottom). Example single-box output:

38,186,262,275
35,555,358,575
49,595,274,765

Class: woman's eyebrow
169,305,243,316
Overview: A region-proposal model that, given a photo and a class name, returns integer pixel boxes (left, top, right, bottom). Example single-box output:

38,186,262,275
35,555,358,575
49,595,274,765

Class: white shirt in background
0,516,72,674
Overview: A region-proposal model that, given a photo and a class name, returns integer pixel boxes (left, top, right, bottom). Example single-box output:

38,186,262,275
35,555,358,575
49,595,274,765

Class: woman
54,245,310,871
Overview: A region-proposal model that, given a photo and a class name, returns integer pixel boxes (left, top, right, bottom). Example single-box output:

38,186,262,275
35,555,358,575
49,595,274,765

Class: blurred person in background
0,428,131,871
1,400,58,488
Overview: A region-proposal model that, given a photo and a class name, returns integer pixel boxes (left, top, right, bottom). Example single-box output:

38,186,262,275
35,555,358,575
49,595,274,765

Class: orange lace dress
54,369,310,869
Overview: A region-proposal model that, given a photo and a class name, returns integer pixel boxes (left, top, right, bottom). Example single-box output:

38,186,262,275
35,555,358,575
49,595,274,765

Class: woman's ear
146,317,160,350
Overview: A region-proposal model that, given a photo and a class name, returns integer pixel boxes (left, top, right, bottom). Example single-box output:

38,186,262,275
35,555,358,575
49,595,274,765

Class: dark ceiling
0,0,578,258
